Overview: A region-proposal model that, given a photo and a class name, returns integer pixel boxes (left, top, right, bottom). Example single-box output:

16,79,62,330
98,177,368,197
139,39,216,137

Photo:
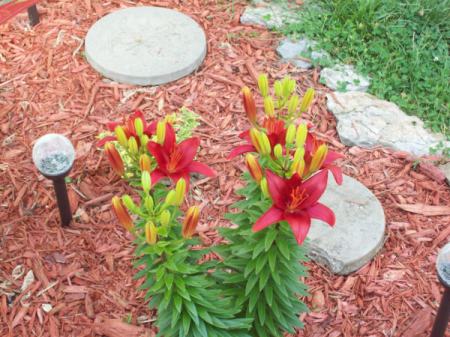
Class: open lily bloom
253,169,335,245
147,123,216,187
97,110,156,147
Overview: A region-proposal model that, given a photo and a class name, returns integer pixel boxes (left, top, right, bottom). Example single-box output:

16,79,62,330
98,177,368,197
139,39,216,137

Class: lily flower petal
308,203,335,226
188,161,216,177
176,137,200,169
285,212,311,245
253,206,284,232
228,145,256,159
299,169,329,208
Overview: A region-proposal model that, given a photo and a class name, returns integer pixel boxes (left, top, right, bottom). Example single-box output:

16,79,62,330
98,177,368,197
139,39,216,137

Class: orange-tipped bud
245,154,263,183
309,144,328,173
182,206,200,239
112,196,134,232
242,87,257,124
139,154,152,173
104,142,124,176
145,221,157,245
249,128,262,153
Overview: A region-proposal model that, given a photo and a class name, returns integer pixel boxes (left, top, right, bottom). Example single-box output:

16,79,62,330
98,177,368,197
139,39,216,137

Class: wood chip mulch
1,1,449,336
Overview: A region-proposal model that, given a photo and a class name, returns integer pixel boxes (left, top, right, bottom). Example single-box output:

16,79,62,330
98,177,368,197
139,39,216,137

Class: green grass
283,0,450,139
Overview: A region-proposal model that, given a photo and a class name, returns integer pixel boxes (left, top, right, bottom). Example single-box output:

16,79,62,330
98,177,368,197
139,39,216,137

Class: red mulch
0,1,449,337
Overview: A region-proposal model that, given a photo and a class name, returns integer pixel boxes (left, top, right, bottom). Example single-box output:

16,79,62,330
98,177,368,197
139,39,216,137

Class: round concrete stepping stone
307,174,385,275
85,7,207,86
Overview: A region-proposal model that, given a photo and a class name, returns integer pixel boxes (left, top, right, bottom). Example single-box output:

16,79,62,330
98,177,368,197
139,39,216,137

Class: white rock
321,64,370,92
240,1,299,29
327,92,449,156
42,303,53,313
308,174,385,275
85,7,206,86
277,38,330,69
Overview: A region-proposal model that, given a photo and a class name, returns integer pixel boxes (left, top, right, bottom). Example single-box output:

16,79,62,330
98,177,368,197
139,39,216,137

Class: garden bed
0,1,449,336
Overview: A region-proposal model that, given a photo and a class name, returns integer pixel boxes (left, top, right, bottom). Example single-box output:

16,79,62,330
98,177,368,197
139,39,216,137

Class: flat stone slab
327,92,450,156
321,64,370,92
240,0,299,29
308,174,385,275
85,7,206,86
277,37,330,69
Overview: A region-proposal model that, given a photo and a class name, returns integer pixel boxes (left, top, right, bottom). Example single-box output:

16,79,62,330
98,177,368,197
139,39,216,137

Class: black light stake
430,242,450,337
32,134,75,227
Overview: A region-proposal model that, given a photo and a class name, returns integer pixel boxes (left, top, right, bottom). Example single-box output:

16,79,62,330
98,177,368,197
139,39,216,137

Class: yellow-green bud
144,195,154,210
160,210,171,226
115,126,128,147
259,132,272,155
260,178,270,198
164,190,177,206
263,96,275,117
282,77,295,97
128,136,139,154
250,128,262,153
285,124,296,144
134,118,144,137
156,121,166,144
309,144,328,173
293,147,305,163
300,88,315,113
175,178,186,206
274,80,283,97
141,171,152,194
296,159,306,177
145,221,157,244
296,124,308,148
274,144,283,159
258,74,269,97
140,134,149,148
122,194,139,214
287,94,299,116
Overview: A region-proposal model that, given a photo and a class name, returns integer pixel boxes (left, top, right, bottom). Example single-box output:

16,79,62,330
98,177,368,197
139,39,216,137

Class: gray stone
308,174,385,275
85,7,206,86
321,64,370,92
439,162,450,185
240,1,299,29
277,38,330,69
327,92,450,156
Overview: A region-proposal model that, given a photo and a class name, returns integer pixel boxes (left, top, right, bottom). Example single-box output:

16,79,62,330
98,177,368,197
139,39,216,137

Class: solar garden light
430,242,450,337
32,134,75,227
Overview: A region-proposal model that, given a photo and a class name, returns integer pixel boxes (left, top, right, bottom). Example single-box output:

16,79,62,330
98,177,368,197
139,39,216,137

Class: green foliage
283,0,450,139
216,174,309,337
174,107,201,141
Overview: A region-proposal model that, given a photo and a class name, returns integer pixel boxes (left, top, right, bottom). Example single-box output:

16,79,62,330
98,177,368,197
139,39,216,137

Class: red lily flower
228,117,287,159
304,133,344,185
147,123,216,187
253,169,335,245
98,110,156,147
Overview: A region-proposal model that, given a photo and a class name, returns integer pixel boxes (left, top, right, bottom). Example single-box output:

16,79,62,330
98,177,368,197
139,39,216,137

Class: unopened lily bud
274,144,283,159
140,135,149,148
274,80,283,97
260,178,270,198
309,144,328,173
144,195,154,210
285,124,296,144
287,94,299,116
164,190,177,206
296,159,306,177
282,77,294,97
145,221,157,244
112,196,134,232
139,154,152,173
134,118,144,137
293,148,305,164
160,210,171,226
141,171,152,194
259,132,272,155
104,142,124,176
122,194,139,214
242,87,257,124
249,128,262,153
263,96,275,117
175,178,186,206
128,136,139,155
296,124,308,148
164,114,176,124
114,126,128,147
156,121,166,144
258,74,269,97
245,154,263,183
300,88,315,113
182,206,200,238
